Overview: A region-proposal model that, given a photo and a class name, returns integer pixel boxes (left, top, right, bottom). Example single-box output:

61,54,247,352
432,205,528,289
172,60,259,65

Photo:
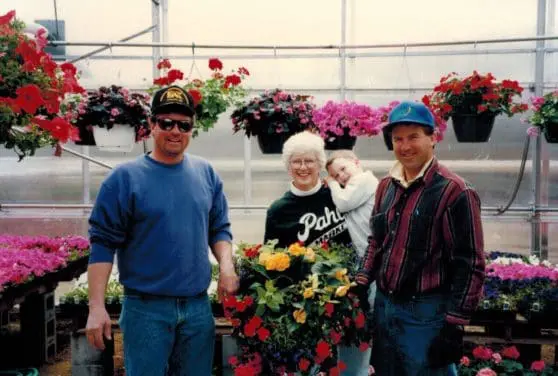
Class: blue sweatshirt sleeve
88,174,131,264
208,169,232,246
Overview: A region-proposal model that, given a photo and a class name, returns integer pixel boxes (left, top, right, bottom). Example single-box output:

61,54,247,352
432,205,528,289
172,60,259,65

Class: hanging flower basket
543,122,558,143
256,130,291,154
324,130,357,150
148,58,250,137
232,89,315,154
312,100,383,151
527,91,558,144
451,111,497,142
92,123,135,152
423,71,528,143
75,85,151,152
0,10,85,160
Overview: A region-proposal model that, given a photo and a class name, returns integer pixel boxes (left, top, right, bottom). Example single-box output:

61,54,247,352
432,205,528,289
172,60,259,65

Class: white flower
528,255,541,265
491,257,525,265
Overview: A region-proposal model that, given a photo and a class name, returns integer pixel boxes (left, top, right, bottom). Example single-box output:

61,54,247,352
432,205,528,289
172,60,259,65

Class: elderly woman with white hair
264,131,351,247
264,131,371,376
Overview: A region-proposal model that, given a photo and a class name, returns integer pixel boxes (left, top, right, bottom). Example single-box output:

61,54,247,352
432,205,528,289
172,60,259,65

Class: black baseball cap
151,86,195,116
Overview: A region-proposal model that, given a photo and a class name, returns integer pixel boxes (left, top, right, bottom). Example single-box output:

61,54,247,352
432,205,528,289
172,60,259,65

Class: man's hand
427,322,464,368
86,305,112,350
351,283,371,313
217,266,239,302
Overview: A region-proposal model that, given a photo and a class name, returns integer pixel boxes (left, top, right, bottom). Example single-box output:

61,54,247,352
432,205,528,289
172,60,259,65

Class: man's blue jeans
372,289,458,376
119,291,215,376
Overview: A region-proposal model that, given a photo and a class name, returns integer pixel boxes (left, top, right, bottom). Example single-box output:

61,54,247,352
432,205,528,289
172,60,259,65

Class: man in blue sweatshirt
85,85,239,376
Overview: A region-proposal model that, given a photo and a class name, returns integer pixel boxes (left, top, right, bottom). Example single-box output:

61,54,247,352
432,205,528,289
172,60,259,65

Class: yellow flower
303,288,314,299
335,268,348,281
293,309,307,324
335,285,350,297
258,251,272,266
288,243,306,257
304,247,316,262
265,253,290,271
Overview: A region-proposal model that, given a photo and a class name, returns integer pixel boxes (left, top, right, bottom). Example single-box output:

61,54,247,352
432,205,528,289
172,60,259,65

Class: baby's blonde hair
325,149,359,171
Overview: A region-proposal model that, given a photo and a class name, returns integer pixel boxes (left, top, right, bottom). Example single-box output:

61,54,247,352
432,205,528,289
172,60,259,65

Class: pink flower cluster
312,101,382,138
0,235,90,292
460,346,549,375
530,91,558,112
486,263,558,281
312,99,448,143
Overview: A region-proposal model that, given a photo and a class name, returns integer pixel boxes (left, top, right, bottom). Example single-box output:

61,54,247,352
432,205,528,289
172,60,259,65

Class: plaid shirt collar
389,157,437,188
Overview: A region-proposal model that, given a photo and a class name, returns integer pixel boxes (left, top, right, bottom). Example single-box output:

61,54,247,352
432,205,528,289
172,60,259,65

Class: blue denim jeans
119,292,215,376
371,289,458,376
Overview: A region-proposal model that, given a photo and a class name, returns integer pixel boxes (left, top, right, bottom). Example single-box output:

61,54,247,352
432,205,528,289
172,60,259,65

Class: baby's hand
323,176,333,187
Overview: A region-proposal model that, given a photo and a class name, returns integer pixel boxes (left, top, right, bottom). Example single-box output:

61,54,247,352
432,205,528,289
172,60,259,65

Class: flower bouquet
422,71,528,142
150,58,250,137
0,9,85,160
527,91,558,142
231,89,315,153
224,241,371,375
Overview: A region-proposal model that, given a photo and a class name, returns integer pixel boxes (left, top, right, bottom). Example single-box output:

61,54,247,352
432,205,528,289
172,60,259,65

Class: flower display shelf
0,255,89,313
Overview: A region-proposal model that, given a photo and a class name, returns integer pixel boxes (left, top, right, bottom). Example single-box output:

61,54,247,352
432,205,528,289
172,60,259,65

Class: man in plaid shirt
355,101,485,376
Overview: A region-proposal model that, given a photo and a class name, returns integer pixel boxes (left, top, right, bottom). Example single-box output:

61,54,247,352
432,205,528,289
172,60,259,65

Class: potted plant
75,85,151,152
231,89,315,154
312,100,383,150
422,71,528,142
149,58,250,137
224,241,371,375
527,91,558,143
0,9,85,160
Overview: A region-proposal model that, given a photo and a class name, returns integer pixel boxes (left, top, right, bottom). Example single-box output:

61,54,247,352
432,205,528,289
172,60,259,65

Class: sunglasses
153,117,193,133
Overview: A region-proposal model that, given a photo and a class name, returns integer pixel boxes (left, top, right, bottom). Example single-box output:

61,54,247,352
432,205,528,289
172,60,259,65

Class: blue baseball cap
382,101,435,150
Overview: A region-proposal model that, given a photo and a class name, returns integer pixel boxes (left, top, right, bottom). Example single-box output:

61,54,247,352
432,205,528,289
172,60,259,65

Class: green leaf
268,301,281,312
255,304,266,317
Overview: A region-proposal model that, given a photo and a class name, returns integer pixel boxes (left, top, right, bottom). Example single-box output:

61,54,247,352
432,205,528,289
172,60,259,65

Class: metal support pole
339,0,347,101
243,137,252,207
540,0,555,260
161,0,169,58
151,1,161,79
49,34,558,50
532,0,547,258
147,0,161,155
81,146,90,205
68,25,156,64
61,145,114,169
